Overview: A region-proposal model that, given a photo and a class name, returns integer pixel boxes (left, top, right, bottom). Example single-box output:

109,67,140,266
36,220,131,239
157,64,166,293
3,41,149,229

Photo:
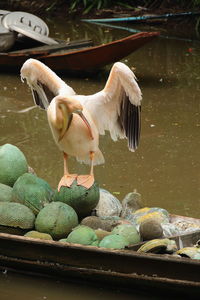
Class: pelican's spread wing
80,62,142,151
20,58,76,110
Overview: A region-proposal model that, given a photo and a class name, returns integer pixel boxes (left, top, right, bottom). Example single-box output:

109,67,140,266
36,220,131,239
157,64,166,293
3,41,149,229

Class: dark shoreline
0,1,199,18
0,1,199,39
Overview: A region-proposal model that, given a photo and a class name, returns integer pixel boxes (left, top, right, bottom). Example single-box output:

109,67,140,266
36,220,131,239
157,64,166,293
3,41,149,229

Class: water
0,271,171,300
0,17,200,299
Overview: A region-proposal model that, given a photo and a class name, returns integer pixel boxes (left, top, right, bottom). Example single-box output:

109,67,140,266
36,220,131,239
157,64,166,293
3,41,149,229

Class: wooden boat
0,32,159,74
0,214,200,296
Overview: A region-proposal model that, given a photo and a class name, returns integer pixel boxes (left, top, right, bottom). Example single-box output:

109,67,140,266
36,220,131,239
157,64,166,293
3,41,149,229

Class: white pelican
20,58,142,190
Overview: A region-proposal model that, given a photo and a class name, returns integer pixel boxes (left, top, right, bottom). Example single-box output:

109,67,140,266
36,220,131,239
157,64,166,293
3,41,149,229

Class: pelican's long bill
75,110,94,140
57,103,70,142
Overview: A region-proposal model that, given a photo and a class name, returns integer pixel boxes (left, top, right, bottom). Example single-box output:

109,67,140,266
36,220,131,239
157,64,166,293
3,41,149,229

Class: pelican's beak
58,117,68,142
75,110,94,140
57,103,69,142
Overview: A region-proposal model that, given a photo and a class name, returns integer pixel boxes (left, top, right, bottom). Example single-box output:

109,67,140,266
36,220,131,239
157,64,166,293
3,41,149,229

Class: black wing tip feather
120,96,141,151
127,104,141,151
32,81,56,110
32,89,45,109
129,105,141,151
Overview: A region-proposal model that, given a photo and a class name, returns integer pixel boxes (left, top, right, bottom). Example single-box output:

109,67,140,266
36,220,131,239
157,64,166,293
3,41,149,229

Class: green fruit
112,224,140,245
99,234,129,249
0,202,35,230
0,144,28,186
12,173,53,215
0,183,13,202
24,230,53,240
53,180,99,217
59,238,68,243
91,240,99,246
35,202,78,239
65,225,98,246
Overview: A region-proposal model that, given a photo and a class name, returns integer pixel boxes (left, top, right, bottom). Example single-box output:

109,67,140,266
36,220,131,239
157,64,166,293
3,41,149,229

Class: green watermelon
35,202,78,239
0,202,35,234
53,180,99,217
0,183,13,202
64,225,99,246
12,173,53,215
0,144,28,186
112,224,141,245
99,234,129,249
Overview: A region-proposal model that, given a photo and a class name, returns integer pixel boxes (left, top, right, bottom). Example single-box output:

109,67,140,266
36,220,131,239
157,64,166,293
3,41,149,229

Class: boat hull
0,214,200,296
0,32,159,74
40,32,159,73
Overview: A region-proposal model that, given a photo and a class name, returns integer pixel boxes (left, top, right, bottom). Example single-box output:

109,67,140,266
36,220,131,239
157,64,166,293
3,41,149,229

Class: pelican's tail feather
76,149,105,166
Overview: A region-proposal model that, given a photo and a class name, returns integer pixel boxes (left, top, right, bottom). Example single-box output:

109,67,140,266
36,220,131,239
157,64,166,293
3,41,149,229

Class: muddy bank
0,1,199,39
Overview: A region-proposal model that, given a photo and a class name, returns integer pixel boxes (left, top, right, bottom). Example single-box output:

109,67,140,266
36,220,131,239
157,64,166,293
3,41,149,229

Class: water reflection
47,17,126,44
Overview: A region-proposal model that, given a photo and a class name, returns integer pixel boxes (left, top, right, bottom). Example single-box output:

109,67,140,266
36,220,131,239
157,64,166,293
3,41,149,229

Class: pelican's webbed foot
58,174,78,191
77,174,94,189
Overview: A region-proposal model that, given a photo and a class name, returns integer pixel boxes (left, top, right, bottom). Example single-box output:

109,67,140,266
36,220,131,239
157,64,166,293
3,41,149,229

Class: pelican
20,58,142,191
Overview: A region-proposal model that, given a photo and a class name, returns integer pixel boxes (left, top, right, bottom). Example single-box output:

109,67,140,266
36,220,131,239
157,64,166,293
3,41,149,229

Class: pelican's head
48,95,93,142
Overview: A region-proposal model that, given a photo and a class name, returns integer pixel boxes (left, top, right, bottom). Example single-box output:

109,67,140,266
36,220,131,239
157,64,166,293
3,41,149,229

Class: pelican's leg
77,151,95,189
58,152,77,191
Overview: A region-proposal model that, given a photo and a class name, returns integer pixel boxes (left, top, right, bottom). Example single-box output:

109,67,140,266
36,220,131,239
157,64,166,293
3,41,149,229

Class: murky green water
0,17,200,299
0,270,170,300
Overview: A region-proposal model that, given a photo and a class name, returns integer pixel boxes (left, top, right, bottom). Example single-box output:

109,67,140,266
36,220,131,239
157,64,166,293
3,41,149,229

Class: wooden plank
0,255,200,296
0,231,200,282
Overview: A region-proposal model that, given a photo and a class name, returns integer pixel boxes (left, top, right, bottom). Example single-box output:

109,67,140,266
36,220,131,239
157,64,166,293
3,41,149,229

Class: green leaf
83,3,95,14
